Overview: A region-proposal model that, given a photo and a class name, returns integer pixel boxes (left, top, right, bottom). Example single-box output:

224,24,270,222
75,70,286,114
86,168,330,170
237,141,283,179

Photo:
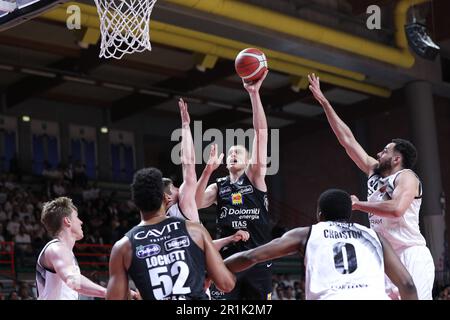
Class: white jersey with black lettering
367,169,426,251
36,239,79,300
305,221,388,300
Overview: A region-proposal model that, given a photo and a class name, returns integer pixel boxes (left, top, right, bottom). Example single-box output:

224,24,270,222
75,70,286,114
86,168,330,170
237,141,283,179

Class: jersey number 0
332,242,358,274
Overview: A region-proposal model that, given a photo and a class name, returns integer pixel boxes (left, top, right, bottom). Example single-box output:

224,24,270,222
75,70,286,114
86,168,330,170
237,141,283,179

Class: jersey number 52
149,261,191,299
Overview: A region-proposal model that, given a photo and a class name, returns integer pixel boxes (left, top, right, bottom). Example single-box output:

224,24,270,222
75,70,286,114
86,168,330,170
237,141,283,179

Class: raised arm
308,74,377,176
177,98,200,222
244,71,268,191
224,227,309,273
46,243,106,298
352,170,419,218
378,234,418,300
106,237,130,300
195,144,222,209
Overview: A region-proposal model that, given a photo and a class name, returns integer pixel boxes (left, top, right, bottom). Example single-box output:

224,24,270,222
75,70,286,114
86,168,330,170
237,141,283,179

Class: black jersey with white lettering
126,217,208,300
216,173,270,258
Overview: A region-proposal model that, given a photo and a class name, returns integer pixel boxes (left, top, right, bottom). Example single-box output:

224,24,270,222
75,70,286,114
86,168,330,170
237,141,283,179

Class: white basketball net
94,0,157,59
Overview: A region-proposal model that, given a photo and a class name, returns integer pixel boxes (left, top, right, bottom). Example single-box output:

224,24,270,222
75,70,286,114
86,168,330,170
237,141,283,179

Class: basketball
235,48,268,83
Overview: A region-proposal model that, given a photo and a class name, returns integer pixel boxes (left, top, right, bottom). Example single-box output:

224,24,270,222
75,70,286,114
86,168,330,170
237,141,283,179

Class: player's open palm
207,144,224,172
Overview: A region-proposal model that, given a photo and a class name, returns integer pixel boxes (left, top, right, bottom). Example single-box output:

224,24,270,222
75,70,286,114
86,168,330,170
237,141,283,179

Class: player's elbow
392,207,405,218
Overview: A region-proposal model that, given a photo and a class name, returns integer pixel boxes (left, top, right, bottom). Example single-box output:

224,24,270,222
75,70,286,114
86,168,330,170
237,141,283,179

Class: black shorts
210,262,273,300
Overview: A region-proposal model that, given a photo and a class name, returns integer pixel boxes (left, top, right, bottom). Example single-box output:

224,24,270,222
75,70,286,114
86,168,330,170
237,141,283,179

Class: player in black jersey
196,70,272,300
106,167,235,300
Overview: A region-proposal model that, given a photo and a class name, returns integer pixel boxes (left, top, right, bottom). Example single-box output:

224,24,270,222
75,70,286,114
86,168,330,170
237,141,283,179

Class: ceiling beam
110,59,236,122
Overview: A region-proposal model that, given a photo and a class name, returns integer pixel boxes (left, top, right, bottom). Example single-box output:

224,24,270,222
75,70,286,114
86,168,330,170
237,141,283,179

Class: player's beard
374,157,392,176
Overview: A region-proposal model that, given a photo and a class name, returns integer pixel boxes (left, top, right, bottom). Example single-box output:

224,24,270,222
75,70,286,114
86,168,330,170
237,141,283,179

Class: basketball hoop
93,0,157,59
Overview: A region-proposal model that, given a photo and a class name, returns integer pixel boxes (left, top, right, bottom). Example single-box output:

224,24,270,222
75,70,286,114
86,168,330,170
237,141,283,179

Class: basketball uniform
305,221,388,300
367,169,435,299
166,202,212,299
212,173,272,300
36,239,79,300
126,217,209,300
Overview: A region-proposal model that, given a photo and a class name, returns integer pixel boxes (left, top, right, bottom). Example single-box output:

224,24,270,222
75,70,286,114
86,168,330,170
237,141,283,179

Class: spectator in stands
0,186,7,205
0,206,7,225
8,291,20,300
18,282,33,300
284,285,296,300
18,203,32,221
14,225,32,267
63,158,74,184
22,216,34,234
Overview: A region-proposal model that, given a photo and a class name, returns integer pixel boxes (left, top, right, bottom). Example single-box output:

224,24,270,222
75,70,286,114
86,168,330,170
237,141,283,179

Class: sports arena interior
0,0,450,300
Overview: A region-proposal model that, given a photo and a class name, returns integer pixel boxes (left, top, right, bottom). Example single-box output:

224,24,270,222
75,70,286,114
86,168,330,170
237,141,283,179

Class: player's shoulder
45,241,64,254
44,241,71,261
111,236,132,256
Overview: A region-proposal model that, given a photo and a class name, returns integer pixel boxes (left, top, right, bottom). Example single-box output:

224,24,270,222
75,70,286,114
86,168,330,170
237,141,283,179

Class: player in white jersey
36,197,106,300
308,74,435,299
224,189,418,300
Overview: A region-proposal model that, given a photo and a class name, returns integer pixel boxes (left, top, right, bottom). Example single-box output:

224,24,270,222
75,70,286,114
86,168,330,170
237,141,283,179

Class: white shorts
386,245,435,300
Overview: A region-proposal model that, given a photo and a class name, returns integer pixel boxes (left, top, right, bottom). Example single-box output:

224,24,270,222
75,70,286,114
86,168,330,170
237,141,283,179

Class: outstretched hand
308,73,327,105
178,98,190,126
230,230,250,243
243,69,269,94
206,144,224,173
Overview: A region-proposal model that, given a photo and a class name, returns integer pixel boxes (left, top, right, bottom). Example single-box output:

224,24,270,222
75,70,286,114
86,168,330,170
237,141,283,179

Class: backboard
0,0,66,31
